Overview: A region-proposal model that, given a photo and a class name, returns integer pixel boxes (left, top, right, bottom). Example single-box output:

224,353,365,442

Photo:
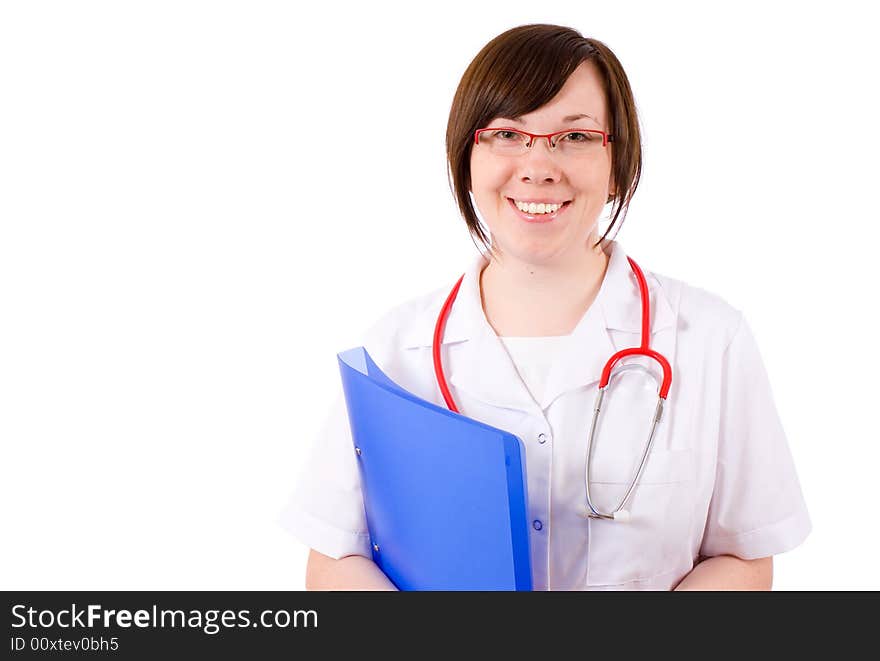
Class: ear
607,172,617,202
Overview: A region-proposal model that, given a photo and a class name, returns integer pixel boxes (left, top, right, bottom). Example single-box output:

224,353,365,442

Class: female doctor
281,24,811,590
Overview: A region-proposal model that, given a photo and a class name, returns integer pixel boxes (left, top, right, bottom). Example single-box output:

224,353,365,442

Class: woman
281,24,811,590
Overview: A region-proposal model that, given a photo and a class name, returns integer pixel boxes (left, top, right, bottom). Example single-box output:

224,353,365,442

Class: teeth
514,200,563,214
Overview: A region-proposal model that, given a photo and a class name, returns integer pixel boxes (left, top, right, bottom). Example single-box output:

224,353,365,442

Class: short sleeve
278,391,372,560
699,314,812,559
277,306,406,561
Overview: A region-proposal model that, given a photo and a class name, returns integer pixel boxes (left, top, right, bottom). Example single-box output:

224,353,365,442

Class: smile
507,197,572,223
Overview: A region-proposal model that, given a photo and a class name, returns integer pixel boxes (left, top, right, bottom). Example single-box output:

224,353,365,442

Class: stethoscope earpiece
586,509,632,523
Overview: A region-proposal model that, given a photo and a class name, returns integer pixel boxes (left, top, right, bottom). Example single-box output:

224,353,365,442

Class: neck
479,242,610,337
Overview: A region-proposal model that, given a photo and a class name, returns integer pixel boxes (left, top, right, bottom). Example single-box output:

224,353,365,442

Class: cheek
574,169,613,201
470,155,512,193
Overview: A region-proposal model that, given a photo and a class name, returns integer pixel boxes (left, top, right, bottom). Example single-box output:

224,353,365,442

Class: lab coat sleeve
699,314,812,560
277,307,403,561
278,390,372,560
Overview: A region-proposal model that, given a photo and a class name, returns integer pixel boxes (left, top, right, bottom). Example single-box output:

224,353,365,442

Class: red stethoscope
431,256,672,523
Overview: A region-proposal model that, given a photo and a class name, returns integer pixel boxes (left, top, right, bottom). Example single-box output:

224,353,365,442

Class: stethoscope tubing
432,273,465,413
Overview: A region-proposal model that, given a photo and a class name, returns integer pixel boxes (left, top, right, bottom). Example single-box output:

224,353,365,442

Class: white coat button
533,519,543,531
537,433,548,444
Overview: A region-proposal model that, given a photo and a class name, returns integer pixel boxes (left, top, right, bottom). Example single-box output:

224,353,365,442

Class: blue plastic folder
337,346,533,591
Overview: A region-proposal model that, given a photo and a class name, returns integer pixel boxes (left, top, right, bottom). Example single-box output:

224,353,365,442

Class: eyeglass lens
479,129,605,155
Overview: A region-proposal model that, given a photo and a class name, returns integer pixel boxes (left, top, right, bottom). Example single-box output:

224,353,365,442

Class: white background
1,1,876,590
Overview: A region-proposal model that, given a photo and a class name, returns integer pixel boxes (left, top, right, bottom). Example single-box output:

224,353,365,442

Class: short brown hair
445,24,642,254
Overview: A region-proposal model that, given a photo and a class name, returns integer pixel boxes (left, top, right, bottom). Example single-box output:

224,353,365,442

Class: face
469,60,615,268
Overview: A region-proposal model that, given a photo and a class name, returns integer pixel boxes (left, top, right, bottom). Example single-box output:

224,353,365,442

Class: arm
673,554,773,591
305,549,399,591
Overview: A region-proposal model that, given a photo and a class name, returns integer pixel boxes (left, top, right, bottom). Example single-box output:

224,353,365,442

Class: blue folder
337,346,533,591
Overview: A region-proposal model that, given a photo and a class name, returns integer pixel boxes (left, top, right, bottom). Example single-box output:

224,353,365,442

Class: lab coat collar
402,240,679,413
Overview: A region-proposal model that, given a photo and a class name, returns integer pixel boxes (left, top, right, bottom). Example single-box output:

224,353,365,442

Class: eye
561,131,596,142
494,130,521,141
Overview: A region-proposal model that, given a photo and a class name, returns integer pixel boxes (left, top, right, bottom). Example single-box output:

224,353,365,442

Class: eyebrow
502,113,598,125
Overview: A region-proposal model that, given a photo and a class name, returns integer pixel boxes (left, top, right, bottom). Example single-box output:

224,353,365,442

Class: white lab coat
280,240,811,590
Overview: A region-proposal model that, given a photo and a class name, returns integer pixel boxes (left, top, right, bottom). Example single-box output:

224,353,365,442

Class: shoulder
359,284,451,356
651,269,744,351
352,284,457,401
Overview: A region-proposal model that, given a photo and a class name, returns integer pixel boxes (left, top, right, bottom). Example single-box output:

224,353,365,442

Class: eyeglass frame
473,126,615,152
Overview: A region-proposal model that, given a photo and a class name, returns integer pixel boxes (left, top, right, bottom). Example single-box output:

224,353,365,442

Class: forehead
498,61,608,128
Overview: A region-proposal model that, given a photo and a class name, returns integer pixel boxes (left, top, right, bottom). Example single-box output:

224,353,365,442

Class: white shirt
280,240,811,590
498,335,568,407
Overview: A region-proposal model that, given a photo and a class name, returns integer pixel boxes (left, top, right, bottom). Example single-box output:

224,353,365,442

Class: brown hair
445,24,642,255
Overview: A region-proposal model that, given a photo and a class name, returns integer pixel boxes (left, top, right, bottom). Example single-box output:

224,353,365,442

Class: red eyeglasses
474,127,614,156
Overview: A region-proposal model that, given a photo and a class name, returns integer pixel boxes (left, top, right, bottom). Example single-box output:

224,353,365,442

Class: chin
498,240,566,266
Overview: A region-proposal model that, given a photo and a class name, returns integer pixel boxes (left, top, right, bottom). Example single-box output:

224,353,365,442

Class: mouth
506,197,572,224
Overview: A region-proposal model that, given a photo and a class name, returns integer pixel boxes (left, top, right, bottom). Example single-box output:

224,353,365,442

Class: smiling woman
445,28,641,259
469,62,615,275
280,23,811,591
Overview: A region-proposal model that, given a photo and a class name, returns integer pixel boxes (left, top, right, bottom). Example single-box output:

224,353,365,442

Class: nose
517,138,563,184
